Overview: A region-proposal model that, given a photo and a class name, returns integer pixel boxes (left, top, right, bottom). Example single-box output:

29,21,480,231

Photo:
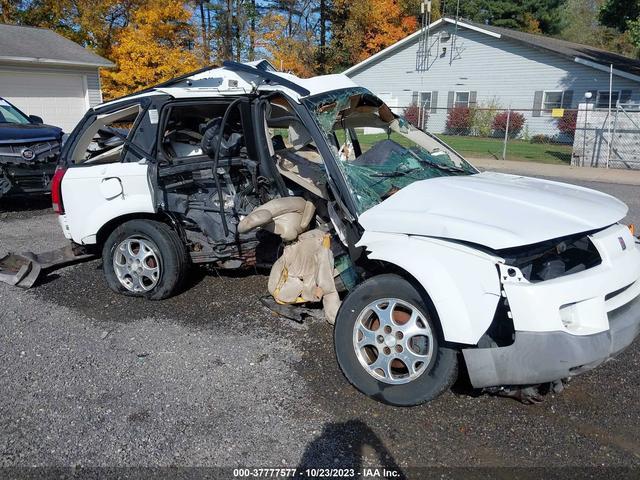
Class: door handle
100,177,123,200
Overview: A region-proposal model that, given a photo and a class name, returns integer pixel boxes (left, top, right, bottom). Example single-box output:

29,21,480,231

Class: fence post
502,108,511,161
608,106,620,168
581,103,588,167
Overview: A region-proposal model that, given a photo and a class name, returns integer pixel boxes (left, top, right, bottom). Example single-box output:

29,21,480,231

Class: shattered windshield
305,88,477,213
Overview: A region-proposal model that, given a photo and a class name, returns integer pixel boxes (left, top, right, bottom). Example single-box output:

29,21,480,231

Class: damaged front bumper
0,139,60,197
464,224,640,388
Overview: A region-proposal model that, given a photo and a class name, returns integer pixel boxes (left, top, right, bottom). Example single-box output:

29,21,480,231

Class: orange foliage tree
259,11,317,77
101,0,201,99
328,0,418,71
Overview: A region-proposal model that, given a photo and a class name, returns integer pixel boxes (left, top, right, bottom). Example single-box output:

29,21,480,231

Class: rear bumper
464,291,640,387
57,214,73,240
464,224,640,388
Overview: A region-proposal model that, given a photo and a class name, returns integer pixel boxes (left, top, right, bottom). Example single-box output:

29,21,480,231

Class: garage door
0,71,88,132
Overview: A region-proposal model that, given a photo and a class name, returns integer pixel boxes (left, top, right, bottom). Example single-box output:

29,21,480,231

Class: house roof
343,17,640,83
0,23,113,68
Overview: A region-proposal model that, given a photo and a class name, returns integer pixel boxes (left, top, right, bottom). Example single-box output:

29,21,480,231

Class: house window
596,91,620,109
454,91,470,108
419,92,432,110
543,91,564,113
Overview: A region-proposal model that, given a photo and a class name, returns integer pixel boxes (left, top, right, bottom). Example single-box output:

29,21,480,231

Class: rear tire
334,274,458,406
102,219,188,300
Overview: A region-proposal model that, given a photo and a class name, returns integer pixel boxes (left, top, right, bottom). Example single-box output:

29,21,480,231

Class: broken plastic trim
497,230,602,282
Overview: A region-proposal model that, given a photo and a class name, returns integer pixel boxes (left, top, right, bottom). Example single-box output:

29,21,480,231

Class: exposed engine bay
498,231,602,282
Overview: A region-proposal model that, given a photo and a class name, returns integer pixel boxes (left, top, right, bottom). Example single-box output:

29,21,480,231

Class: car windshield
0,99,31,125
305,87,477,213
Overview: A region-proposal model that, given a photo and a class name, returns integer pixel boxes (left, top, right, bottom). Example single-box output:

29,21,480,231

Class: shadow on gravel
297,420,406,478
450,353,483,399
0,195,51,213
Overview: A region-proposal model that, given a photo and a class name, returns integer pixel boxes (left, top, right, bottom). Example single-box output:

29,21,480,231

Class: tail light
51,166,67,214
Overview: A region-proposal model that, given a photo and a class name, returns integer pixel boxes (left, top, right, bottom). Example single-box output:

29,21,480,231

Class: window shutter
562,90,573,108
431,91,438,113
532,90,543,117
620,89,632,104
469,91,477,106
447,91,454,110
411,91,419,106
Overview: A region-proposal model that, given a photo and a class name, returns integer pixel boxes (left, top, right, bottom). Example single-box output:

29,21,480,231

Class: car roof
98,62,358,109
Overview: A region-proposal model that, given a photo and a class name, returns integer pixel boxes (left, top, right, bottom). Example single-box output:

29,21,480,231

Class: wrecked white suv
45,62,640,406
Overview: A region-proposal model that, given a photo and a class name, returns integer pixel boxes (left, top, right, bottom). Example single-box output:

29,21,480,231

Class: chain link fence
572,105,640,169
399,103,640,168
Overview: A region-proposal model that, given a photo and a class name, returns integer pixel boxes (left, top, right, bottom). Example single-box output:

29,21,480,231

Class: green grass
435,134,573,165
352,131,572,165
275,127,573,165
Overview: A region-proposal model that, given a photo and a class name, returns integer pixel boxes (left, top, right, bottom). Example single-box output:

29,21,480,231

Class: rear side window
69,104,143,165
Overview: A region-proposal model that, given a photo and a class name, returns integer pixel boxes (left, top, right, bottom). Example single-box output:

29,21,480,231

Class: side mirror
29,115,43,124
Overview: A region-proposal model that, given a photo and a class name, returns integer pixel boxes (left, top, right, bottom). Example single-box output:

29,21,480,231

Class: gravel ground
0,178,639,473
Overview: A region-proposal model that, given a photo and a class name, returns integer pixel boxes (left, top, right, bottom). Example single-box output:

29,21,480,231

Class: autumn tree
101,0,201,99
5,0,141,58
0,0,20,23
327,0,418,72
259,9,316,76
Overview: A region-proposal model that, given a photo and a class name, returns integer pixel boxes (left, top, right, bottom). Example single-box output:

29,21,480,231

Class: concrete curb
472,158,640,186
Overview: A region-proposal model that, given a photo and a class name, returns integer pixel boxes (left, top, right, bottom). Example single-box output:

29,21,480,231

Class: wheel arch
95,212,184,248
356,232,502,345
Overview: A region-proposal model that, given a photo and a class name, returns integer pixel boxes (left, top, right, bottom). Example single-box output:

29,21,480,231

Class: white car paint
60,162,155,244
358,172,628,249
155,67,358,104
55,64,640,391
357,231,502,345
356,171,638,345
502,224,640,335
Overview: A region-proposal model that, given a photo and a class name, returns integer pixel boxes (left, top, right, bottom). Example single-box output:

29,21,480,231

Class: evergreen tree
457,0,565,34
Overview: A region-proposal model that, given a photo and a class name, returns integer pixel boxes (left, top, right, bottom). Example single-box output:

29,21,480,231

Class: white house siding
0,63,103,131
85,70,103,105
346,24,640,136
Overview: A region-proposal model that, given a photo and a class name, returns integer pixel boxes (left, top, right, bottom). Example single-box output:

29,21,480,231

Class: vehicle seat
274,123,327,198
238,197,315,242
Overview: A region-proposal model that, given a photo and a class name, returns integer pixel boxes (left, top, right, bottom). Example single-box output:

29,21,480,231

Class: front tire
102,219,188,300
334,274,458,406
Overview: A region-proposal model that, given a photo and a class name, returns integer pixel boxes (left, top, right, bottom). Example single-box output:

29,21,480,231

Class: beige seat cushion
238,196,316,242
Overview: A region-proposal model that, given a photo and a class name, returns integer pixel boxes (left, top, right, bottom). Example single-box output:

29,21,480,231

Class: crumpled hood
358,172,628,249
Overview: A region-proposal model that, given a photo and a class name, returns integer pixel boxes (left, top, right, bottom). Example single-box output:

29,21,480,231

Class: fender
61,163,155,244
357,231,502,345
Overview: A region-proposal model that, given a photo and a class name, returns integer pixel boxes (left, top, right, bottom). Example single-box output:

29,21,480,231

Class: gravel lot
1,177,639,473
